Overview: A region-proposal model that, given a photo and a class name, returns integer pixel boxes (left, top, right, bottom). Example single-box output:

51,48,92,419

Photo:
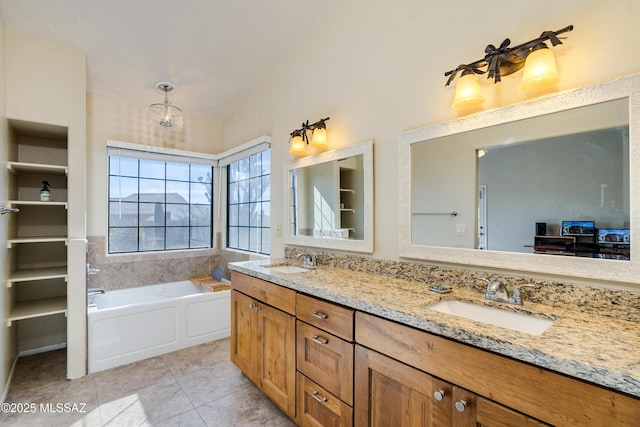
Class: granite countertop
229,259,640,398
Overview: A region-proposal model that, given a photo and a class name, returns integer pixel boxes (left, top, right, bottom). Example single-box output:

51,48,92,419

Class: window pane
190,182,211,204
261,176,271,201
250,153,261,178
139,179,165,198
140,227,164,251
109,201,138,226
166,162,189,181
190,205,211,226
228,227,238,248
191,164,212,182
261,150,270,175
239,203,250,225
110,156,138,177
228,182,238,204
238,181,250,203
238,157,250,180
261,228,270,254
249,227,259,252
190,226,210,248
140,203,165,226
109,176,138,201
228,204,239,227
249,202,259,227
166,227,189,249
166,181,189,202
140,159,165,179
166,204,189,226
239,227,249,250
228,162,239,183
109,228,138,253
261,201,270,227
249,177,261,200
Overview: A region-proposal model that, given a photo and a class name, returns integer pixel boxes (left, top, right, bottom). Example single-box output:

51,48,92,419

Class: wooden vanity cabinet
230,272,297,418
296,293,355,426
356,311,639,426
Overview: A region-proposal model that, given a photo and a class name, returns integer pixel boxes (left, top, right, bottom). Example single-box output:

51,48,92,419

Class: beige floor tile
93,356,173,402
98,377,194,426
176,359,251,407
161,338,230,377
140,408,207,427
195,385,291,427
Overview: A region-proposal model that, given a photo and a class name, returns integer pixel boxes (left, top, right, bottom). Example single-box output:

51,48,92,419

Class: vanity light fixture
445,25,574,110
288,117,330,155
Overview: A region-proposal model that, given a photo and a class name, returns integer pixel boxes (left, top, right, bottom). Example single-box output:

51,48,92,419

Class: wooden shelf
7,161,68,176
7,296,67,326
7,266,68,287
8,200,68,209
7,236,67,248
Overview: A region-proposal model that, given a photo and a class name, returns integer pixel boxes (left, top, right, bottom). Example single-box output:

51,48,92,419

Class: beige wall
222,0,640,266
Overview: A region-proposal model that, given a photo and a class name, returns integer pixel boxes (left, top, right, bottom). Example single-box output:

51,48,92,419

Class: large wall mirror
285,140,373,253
400,73,640,285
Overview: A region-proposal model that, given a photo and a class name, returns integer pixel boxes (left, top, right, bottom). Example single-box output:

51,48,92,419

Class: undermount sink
428,300,554,336
262,264,311,274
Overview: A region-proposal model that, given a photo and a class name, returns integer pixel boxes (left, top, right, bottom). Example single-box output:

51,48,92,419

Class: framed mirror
400,73,640,285
285,140,374,253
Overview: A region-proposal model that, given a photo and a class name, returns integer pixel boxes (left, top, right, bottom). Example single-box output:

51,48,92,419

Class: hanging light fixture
288,117,330,155
149,81,183,136
445,25,573,109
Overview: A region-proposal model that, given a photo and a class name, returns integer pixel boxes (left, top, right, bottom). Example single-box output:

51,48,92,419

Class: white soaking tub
88,280,230,373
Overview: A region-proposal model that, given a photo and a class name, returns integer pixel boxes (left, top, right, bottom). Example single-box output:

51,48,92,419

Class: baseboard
1,355,19,405
18,342,67,357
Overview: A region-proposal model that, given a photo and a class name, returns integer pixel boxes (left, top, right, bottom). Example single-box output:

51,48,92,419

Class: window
227,149,270,254
108,154,213,253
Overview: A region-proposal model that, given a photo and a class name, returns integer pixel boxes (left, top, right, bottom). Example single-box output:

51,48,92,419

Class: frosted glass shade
310,127,328,149
289,135,307,155
519,48,560,91
451,73,485,110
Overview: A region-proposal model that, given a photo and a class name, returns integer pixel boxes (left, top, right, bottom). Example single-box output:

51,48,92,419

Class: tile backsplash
284,247,640,322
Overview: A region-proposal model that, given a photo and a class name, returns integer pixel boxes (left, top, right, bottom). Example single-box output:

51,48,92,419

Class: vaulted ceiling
0,0,328,119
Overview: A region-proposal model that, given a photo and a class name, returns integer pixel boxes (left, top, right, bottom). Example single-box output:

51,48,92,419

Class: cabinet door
259,303,297,418
230,290,259,383
355,345,433,427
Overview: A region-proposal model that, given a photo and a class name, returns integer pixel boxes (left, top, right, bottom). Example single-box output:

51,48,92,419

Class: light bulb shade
519,47,560,91
451,73,485,110
289,135,307,155
310,127,328,149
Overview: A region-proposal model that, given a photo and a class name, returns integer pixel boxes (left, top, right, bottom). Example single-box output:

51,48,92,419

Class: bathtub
88,280,230,373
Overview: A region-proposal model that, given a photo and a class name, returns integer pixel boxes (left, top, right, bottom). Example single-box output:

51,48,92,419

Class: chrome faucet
297,253,319,268
88,288,106,296
480,279,534,305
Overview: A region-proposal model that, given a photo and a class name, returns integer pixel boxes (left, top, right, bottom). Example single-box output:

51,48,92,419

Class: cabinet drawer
231,271,296,315
297,320,354,405
297,293,354,340
297,372,353,427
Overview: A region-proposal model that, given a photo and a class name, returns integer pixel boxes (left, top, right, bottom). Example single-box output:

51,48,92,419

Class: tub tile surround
87,236,220,290
228,248,640,397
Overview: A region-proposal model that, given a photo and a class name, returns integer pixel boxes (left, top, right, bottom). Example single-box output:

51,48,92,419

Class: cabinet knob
455,400,467,412
249,303,256,309
311,391,328,403
312,310,328,319
433,390,445,401
312,335,329,345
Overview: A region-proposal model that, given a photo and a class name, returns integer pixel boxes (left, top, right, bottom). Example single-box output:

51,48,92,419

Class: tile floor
0,338,296,426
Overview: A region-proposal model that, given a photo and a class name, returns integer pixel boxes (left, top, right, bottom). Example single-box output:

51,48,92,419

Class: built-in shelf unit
6,119,70,351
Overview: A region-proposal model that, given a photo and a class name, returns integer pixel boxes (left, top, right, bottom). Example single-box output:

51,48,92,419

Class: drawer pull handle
455,400,467,412
433,389,445,401
312,335,328,344
249,303,260,312
312,310,328,319
312,391,328,403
